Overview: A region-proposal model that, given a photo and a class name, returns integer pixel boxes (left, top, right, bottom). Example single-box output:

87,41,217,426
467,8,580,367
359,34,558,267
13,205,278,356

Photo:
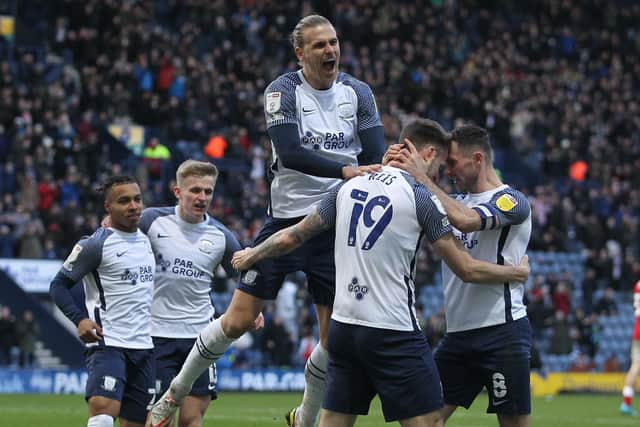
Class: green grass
0,392,634,426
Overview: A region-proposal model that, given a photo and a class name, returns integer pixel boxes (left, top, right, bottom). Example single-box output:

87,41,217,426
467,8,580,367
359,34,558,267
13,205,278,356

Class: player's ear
473,151,484,164
172,185,180,199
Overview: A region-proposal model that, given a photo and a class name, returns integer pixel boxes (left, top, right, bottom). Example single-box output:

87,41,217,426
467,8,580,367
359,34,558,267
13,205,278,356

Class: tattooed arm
231,209,331,271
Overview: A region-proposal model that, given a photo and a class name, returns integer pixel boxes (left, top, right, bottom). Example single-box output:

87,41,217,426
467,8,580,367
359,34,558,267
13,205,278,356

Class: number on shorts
492,372,507,398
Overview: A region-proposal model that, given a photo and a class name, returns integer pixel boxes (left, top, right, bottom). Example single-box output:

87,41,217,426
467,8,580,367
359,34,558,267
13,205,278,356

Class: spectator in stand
261,315,294,368
16,310,40,368
0,306,18,366
595,287,618,317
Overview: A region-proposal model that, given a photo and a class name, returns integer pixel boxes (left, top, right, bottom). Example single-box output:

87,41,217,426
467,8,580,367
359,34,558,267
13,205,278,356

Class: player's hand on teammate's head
341,164,382,180
252,312,265,330
101,215,112,228
387,138,431,180
77,318,104,343
231,248,254,271
382,143,405,165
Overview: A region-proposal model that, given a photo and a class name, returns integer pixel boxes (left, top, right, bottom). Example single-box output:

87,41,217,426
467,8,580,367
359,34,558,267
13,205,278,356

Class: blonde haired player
620,280,640,416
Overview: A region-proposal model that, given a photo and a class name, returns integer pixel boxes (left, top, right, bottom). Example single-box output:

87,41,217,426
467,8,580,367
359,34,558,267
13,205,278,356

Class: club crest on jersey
265,92,281,113
337,102,354,119
495,194,518,212
198,239,213,254
101,376,117,392
63,244,83,271
348,277,368,300
242,269,259,285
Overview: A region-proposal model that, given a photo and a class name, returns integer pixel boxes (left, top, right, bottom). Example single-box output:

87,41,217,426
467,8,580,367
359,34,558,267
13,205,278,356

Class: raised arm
433,233,529,284
231,209,331,271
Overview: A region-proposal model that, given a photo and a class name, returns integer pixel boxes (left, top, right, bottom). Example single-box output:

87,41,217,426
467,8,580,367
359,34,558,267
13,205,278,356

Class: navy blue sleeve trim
139,207,174,233
357,126,385,164
220,225,243,277
269,124,345,178
49,271,86,326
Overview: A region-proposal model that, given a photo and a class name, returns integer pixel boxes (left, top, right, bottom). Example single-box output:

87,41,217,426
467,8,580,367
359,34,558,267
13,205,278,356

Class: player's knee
178,415,203,427
497,414,529,427
221,312,254,338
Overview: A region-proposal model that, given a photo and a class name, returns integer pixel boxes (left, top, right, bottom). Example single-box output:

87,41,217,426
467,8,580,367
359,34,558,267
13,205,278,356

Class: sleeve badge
265,92,281,113
495,194,518,212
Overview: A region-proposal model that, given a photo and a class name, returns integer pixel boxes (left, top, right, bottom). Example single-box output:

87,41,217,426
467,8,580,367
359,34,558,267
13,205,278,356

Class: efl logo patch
495,194,518,212
63,244,83,271
265,92,281,113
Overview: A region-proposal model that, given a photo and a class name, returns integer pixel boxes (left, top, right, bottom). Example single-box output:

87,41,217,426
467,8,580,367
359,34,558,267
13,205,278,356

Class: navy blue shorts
153,337,218,399
85,346,155,424
324,320,443,422
434,317,532,415
238,217,335,305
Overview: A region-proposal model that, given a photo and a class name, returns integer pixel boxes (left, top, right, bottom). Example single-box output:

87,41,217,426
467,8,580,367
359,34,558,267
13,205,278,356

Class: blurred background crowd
0,0,639,370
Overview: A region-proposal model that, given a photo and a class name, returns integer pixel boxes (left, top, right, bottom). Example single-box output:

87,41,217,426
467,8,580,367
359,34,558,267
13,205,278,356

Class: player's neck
301,69,334,90
473,167,503,193
178,205,204,224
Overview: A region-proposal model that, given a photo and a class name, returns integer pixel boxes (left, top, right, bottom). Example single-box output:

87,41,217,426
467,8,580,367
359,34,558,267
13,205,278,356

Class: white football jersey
318,166,452,331
139,207,241,338
264,70,382,218
61,228,155,349
442,185,532,332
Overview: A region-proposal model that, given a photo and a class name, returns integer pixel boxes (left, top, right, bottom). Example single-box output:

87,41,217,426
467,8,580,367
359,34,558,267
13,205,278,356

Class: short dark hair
97,175,138,199
399,118,450,153
451,124,493,163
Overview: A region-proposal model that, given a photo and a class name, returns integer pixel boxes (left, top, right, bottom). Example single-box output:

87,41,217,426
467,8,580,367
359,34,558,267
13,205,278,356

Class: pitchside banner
0,258,62,293
0,368,305,394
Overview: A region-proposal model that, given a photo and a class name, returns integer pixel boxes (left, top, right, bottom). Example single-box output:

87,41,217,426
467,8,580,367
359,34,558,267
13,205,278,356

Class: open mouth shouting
322,58,337,71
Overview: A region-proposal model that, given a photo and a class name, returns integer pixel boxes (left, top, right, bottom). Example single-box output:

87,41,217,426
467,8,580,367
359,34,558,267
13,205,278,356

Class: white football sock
296,343,328,427
171,316,234,401
87,414,113,427
624,385,634,398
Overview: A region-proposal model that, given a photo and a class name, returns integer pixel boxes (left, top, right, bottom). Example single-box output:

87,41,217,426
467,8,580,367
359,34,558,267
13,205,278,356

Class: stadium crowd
0,0,639,370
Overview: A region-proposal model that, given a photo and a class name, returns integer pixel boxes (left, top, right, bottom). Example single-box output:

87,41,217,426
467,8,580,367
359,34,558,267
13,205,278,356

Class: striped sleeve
339,73,382,131
474,188,531,230
316,183,344,228
414,185,452,243
60,229,108,282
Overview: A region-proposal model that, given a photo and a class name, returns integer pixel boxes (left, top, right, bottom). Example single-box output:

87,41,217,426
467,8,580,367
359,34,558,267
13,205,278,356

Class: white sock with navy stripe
87,414,113,427
296,343,328,427
171,316,234,401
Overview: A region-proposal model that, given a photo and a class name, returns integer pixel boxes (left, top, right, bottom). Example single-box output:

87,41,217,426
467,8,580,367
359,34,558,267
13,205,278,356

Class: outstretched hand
386,138,432,181
231,248,255,271
252,312,265,330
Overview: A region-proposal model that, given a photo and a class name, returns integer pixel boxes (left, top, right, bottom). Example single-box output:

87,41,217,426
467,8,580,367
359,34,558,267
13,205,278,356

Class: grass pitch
0,392,633,426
